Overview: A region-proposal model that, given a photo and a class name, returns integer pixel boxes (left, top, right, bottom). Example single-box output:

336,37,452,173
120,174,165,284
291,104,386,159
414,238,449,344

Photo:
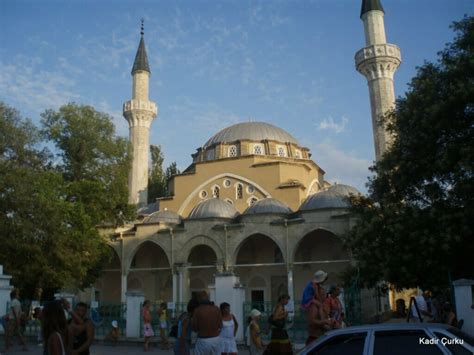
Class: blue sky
1,0,472,192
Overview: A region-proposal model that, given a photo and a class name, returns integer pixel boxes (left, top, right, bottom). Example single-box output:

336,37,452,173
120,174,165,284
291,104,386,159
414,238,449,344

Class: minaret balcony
355,43,401,66
123,99,157,116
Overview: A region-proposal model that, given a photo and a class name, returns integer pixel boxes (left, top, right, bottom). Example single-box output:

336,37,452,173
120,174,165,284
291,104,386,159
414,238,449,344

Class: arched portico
94,246,121,302
293,229,351,301
127,240,172,301
187,244,218,300
233,233,287,303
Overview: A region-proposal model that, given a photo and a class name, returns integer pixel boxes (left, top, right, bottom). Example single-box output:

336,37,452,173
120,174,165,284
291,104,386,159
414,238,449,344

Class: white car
297,323,473,355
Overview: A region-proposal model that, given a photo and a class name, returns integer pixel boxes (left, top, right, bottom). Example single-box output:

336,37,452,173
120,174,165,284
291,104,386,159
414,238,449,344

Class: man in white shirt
410,290,433,322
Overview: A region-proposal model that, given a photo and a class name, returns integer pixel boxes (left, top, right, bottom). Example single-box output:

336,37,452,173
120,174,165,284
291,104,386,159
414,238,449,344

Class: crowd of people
2,271,462,355
2,290,94,355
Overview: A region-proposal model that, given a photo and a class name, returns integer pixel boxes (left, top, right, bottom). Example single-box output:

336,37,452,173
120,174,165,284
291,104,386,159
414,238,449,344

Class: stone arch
292,228,351,301
233,233,285,265
126,240,172,301
178,173,272,214
178,235,224,263
293,228,349,262
188,245,218,266
127,239,170,270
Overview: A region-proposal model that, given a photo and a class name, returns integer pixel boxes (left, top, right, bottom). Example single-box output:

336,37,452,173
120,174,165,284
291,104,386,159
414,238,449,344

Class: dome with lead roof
143,209,182,224
188,198,240,219
300,184,361,211
203,122,299,148
244,198,292,215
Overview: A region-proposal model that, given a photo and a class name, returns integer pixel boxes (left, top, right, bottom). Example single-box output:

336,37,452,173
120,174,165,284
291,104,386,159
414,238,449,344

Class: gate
343,275,362,326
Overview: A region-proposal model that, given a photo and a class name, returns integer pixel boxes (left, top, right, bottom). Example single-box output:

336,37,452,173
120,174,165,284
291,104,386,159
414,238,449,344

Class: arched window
294,149,301,159
228,145,237,157
212,185,220,198
253,144,264,155
236,184,243,199
277,145,286,157
248,197,259,206
206,149,215,161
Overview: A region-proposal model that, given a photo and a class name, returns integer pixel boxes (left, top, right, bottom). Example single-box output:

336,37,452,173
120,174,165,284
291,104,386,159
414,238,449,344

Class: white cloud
0,57,80,114
166,99,243,136
316,115,349,133
310,140,372,193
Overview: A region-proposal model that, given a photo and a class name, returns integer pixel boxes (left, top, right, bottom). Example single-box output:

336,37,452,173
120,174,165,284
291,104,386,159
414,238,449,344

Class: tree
148,145,180,201
164,161,180,196
0,103,113,298
345,17,474,290
148,145,166,202
41,103,135,225
0,102,131,298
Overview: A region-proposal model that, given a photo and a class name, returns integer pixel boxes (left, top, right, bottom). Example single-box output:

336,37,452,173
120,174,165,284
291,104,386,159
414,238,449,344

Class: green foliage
148,145,166,202
0,102,133,298
41,103,135,224
148,145,180,201
345,17,474,290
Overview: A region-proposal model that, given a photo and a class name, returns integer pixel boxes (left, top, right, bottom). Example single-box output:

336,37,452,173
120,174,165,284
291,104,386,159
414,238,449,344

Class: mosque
89,0,401,322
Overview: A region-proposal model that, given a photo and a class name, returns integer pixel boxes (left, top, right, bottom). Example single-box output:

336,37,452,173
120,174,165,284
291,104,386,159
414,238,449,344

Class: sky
1,0,473,192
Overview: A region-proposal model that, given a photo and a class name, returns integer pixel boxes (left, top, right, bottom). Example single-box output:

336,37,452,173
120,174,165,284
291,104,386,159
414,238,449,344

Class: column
177,264,190,303
172,269,179,304
126,290,145,338
121,272,128,303
286,265,295,318
0,265,13,328
453,279,474,337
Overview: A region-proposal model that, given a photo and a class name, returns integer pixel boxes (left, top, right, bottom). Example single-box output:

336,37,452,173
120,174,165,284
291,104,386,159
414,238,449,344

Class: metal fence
4,300,127,339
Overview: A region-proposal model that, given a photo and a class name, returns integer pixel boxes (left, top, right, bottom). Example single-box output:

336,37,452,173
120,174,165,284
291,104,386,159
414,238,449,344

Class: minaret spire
123,20,158,206
132,19,150,75
356,0,401,161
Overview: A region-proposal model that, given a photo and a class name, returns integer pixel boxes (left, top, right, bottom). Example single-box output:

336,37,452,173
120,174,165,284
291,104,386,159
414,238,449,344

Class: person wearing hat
301,270,328,310
247,309,264,355
105,320,120,345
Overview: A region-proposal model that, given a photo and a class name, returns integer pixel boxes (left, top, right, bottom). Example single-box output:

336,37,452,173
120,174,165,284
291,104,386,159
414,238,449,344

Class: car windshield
447,327,474,346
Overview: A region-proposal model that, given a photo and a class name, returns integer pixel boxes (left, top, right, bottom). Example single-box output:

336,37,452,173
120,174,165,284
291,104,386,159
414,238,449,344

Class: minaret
123,20,157,206
355,0,401,161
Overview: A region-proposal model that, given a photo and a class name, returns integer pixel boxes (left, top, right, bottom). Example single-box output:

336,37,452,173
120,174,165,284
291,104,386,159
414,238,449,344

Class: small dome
244,198,292,215
203,122,299,148
137,202,159,216
300,184,361,211
144,209,182,224
188,198,239,219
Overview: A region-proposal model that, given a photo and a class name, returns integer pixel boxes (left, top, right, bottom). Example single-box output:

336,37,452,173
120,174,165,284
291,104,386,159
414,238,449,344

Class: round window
200,190,208,199
247,185,255,194
223,179,232,188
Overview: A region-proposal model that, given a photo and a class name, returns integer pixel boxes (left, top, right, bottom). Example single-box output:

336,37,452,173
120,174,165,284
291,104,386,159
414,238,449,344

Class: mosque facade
89,0,399,322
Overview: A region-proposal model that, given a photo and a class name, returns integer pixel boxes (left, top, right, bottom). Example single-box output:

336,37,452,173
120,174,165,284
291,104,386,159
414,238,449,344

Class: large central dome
203,122,299,148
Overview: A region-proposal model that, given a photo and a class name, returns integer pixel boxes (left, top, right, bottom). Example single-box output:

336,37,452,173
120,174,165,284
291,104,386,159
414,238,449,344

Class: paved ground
0,343,254,355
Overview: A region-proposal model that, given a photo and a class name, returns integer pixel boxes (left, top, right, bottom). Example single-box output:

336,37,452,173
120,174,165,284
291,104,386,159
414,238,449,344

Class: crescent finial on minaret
140,18,144,36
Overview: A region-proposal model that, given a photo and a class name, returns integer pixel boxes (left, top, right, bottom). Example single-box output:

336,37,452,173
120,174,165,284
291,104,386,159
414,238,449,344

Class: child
143,300,154,351
105,320,120,346
157,302,171,350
